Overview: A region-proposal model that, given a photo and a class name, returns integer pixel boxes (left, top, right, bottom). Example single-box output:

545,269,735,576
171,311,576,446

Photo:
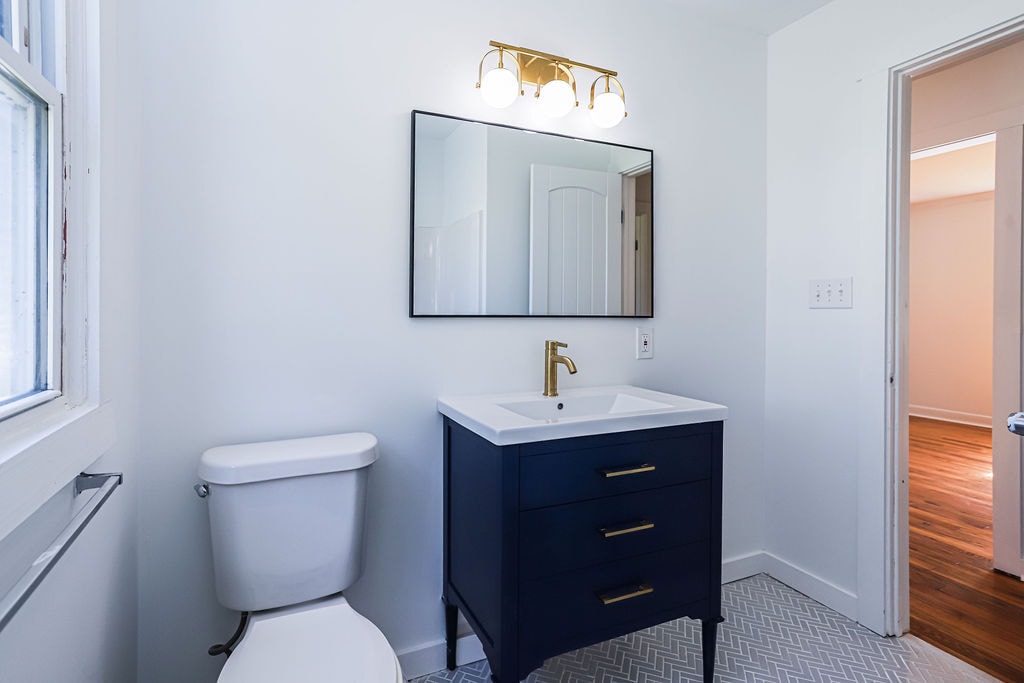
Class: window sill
0,401,116,541
0,391,62,423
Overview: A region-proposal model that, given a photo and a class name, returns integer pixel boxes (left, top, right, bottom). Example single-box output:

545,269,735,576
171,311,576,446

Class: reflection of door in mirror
621,170,653,316
529,165,623,315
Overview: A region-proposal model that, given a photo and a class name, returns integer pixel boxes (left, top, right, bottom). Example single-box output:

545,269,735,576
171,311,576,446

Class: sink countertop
437,384,728,446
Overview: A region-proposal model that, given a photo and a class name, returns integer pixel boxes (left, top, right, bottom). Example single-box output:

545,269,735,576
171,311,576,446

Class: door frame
884,16,1024,635
621,164,653,317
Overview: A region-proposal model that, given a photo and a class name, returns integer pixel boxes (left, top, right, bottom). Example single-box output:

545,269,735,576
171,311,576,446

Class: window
0,0,63,421
0,0,108,544
0,2,10,45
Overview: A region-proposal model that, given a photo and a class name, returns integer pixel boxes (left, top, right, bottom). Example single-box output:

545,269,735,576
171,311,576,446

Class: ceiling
910,141,996,204
667,0,835,35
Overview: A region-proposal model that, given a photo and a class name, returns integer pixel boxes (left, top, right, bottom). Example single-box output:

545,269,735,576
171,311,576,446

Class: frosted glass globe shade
480,67,519,108
590,91,626,128
538,79,575,118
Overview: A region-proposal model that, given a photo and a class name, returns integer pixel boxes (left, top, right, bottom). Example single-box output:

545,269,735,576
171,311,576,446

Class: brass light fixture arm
533,61,578,106
489,40,617,78
589,73,628,117
476,46,525,95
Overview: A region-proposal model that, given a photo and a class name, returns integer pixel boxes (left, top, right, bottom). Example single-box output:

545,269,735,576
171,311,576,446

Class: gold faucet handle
546,339,568,350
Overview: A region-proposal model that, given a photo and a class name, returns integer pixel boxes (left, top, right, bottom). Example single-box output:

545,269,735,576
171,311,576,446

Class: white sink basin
499,392,673,420
437,385,727,445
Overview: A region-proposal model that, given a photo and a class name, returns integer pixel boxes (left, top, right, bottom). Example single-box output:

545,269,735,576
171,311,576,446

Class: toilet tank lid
199,432,379,485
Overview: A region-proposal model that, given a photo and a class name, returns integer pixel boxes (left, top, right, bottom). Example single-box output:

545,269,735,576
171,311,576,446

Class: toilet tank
198,432,379,612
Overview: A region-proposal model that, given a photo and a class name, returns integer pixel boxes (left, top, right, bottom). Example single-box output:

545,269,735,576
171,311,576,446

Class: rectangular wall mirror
410,111,653,317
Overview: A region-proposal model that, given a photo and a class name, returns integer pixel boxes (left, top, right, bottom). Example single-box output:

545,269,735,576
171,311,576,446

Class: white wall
909,193,994,426
0,0,142,680
766,0,1024,634
133,0,767,680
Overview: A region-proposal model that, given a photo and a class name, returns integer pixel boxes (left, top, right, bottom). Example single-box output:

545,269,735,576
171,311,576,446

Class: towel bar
0,472,123,633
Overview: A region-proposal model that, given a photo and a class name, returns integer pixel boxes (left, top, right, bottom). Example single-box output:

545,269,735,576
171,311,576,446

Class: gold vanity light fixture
475,40,628,128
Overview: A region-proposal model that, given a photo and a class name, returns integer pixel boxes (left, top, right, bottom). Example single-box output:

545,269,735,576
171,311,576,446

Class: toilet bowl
198,432,402,683
217,595,403,683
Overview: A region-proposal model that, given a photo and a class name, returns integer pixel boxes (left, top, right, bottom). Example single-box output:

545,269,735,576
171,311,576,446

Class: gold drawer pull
599,583,654,605
601,463,656,478
601,520,655,538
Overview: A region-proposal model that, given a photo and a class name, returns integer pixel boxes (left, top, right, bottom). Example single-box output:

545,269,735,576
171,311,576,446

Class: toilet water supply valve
209,612,250,659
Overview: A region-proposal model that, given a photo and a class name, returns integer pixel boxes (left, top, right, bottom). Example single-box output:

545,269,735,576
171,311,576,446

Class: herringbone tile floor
413,574,997,682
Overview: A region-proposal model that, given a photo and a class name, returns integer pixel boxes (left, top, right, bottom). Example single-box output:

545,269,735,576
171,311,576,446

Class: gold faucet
544,340,578,397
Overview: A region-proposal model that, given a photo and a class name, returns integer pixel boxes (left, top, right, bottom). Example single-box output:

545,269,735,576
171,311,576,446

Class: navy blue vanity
441,403,724,683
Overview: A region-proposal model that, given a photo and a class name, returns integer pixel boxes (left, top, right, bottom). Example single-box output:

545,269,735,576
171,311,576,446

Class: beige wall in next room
908,191,994,426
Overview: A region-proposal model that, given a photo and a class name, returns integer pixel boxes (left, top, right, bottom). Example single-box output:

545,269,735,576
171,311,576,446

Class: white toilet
198,432,404,683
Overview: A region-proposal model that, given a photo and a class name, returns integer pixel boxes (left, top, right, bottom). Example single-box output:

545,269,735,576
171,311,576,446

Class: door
993,125,1024,578
529,164,622,315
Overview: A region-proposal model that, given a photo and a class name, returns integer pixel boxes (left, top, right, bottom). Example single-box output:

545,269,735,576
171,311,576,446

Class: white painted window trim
0,0,111,542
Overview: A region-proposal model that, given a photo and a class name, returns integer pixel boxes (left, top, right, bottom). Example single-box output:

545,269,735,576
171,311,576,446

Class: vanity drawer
519,482,709,579
519,541,709,650
519,433,711,509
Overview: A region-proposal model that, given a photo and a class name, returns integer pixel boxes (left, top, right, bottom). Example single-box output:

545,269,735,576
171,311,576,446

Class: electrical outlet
809,277,853,309
636,327,653,359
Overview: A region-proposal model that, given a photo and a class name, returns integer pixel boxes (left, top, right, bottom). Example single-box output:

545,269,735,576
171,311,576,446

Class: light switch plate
809,277,853,309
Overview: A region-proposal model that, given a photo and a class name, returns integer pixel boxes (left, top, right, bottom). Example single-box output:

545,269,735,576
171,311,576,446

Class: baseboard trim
723,551,857,618
722,551,766,583
760,552,858,620
909,405,991,428
397,632,484,681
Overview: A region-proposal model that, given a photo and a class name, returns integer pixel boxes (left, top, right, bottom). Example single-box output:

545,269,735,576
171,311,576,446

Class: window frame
0,0,111,543
0,35,63,422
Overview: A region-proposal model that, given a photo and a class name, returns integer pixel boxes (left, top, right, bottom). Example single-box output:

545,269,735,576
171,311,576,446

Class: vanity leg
701,617,722,682
444,602,458,670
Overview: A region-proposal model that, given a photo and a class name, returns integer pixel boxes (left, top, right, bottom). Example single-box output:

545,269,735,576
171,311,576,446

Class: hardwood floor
909,416,1024,682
